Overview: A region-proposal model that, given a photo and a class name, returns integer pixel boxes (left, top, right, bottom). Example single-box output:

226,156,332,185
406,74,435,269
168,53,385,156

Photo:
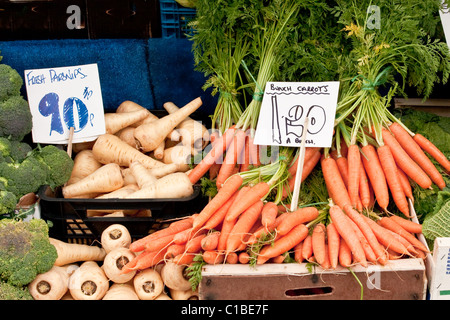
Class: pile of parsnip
62,97,210,217
28,224,198,300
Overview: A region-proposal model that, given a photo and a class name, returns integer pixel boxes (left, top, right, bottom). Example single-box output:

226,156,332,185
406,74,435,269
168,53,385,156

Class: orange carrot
225,181,271,222
361,144,389,211
270,255,285,263
302,234,313,261
389,123,445,189
276,206,319,236
238,251,250,264
173,227,193,245
203,189,240,230
226,200,264,254
173,252,196,265
336,156,349,188
201,231,221,251
209,162,221,180
389,215,422,234
226,252,239,264
320,246,331,269
378,217,429,253
216,129,247,189
288,147,320,176
165,244,186,259
384,228,420,256
239,136,251,173
329,205,367,267
312,223,327,265
260,201,278,230
188,126,236,184
377,144,410,217
193,174,243,230
381,128,432,189
217,217,236,252
203,250,224,265
247,213,288,246
282,150,321,199
122,248,167,273
343,204,388,265
413,133,450,172
338,238,353,268
186,233,207,253
129,216,193,252
347,217,378,264
144,234,175,252
256,224,309,264
358,158,372,209
396,166,414,202
362,215,410,256
321,155,351,209
347,144,361,208
327,223,340,269
294,241,304,263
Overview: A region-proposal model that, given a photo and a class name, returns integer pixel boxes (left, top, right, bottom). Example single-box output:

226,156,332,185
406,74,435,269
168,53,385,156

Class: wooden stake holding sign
290,117,309,211
253,81,340,210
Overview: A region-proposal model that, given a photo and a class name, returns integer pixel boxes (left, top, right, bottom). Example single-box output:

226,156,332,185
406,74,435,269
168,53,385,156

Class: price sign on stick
24,63,106,145
254,81,339,211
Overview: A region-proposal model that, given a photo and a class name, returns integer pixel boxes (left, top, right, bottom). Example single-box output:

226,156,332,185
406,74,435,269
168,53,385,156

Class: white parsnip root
62,163,124,199
69,261,109,300
102,247,137,283
134,97,202,152
100,224,132,253
28,265,72,300
133,268,165,300
50,238,107,266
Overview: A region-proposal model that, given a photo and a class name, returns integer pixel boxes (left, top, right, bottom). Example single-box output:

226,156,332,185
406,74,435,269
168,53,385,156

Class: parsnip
62,163,124,199
50,238,106,266
133,268,164,300
134,97,202,152
102,247,136,283
125,172,194,199
103,283,139,300
69,261,109,300
100,224,132,253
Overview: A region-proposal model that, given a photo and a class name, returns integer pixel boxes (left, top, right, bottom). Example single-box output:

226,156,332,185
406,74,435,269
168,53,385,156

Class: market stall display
0,0,449,301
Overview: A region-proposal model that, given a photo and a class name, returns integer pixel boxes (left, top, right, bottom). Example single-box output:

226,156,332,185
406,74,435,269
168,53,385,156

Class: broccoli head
0,156,48,198
0,218,57,287
9,140,32,163
0,64,23,102
0,190,17,215
0,137,11,159
0,280,33,300
0,95,33,141
33,145,74,190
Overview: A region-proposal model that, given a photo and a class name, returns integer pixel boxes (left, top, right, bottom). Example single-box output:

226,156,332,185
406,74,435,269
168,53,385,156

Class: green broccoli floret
0,64,23,102
0,137,11,158
0,95,33,141
0,156,48,198
0,218,57,287
9,140,32,163
33,145,74,190
0,190,17,215
0,280,33,300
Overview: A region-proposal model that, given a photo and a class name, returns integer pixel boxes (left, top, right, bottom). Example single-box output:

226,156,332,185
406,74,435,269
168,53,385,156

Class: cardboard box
428,238,450,300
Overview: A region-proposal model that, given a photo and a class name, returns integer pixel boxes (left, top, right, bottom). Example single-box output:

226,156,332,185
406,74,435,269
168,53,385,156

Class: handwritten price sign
25,63,105,144
253,81,339,148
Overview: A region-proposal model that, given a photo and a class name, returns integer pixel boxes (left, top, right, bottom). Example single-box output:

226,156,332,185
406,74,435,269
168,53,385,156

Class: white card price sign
253,81,339,210
25,63,106,144
253,81,339,148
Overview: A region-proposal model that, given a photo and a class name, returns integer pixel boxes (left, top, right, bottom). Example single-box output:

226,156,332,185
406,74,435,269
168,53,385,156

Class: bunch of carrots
119,172,429,279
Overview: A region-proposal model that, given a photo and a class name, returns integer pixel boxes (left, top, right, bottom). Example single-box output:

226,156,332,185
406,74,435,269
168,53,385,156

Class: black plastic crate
39,184,208,244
